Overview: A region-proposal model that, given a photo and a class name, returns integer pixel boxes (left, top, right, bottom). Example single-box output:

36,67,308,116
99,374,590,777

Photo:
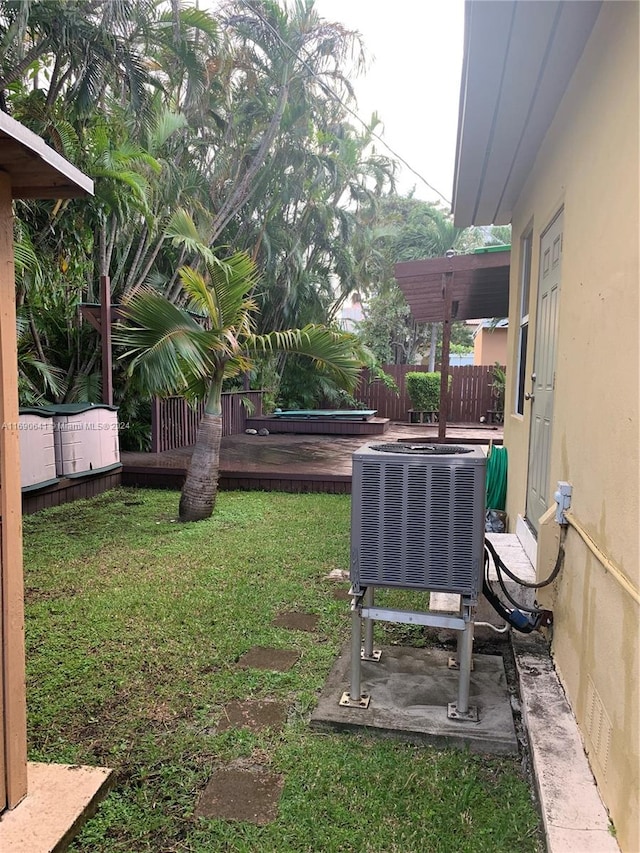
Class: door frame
525,208,564,533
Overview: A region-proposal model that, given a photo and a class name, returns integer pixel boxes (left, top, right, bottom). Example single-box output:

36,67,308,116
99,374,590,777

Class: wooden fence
151,365,500,452
151,391,264,453
354,364,500,423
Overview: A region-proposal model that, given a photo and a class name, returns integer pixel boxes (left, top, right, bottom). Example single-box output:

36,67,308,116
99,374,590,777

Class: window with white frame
515,230,532,415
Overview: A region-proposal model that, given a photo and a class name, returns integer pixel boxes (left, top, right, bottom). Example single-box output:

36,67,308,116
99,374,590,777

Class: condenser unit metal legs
362,586,381,661
339,600,371,708
448,617,478,721
340,587,379,708
340,587,478,721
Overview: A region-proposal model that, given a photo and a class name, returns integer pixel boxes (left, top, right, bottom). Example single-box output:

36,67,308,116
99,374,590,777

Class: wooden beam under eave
79,305,102,334
395,250,511,280
10,185,93,200
0,170,28,808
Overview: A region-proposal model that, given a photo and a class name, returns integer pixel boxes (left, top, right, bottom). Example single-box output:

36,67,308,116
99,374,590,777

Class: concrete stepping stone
324,568,350,582
272,611,319,632
216,699,287,733
195,762,284,824
237,646,300,671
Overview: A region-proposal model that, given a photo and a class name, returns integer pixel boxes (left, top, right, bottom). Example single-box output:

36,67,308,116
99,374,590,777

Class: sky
312,0,465,207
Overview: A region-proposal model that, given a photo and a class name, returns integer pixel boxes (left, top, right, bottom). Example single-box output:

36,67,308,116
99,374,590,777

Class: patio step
0,763,113,852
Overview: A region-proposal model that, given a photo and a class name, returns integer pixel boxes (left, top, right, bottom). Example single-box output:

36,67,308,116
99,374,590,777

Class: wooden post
438,269,453,441
0,169,28,808
100,275,113,406
150,397,162,454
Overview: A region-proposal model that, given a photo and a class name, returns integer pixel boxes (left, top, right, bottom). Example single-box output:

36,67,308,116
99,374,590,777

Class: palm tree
3,0,395,417
0,0,153,119
116,249,365,522
204,0,374,250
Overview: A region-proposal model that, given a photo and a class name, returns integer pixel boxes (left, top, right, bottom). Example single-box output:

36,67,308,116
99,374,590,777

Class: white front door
526,211,563,532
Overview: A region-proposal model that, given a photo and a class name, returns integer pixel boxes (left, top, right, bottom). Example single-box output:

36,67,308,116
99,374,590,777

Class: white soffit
452,0,602,227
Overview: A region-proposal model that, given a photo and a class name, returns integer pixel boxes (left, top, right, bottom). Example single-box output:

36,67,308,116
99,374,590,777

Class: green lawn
23,488,542,852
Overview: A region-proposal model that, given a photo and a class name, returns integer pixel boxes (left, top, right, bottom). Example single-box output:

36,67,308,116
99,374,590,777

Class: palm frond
246,324,363,391
115,291,214,394
204,250,260,333
222,352,254,379
148,109,189,152
165,209,216,265
94,167,150,202
175,6,220,41
14,240,42,278
68,370,101,404
177,265,219,325
17,351,66,405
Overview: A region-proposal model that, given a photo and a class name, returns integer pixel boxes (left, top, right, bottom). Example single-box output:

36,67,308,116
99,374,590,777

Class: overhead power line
236,0,453,206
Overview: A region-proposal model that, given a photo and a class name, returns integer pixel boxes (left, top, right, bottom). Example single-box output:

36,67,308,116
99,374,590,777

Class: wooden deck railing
354,364,501,423
151,391,264,453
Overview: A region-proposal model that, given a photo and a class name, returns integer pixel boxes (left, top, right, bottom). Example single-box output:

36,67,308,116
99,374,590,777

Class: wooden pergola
0,111,92,812
395,249,510,438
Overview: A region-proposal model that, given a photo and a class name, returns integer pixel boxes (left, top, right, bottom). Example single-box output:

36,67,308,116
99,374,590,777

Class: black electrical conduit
482,528,567,633
485,549,540,614
485,528,567,589
481,574,537,633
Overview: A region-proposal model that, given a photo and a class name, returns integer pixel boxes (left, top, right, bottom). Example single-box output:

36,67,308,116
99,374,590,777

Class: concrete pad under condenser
311,644,518,755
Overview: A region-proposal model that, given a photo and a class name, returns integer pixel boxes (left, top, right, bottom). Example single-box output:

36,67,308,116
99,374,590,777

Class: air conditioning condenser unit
350,443,486,598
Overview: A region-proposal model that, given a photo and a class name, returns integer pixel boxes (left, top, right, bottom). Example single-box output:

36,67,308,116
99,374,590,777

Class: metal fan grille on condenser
368,443,474,455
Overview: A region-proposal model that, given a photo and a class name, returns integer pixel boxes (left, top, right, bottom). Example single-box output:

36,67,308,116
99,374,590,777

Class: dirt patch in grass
272,611,319,632
331,587,351,601
145,700,179,725
216,699,287,733
194,762,284,824
24,585,79,604
237,646,300,671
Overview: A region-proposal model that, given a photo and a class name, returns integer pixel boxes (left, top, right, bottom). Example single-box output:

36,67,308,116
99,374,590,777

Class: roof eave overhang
395,250,511,324
0,110,93,199
452,0,602,228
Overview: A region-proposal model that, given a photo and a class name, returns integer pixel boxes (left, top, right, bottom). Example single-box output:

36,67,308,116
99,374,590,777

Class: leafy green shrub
406,371,451,411
491,363,506,413
114,390,152,452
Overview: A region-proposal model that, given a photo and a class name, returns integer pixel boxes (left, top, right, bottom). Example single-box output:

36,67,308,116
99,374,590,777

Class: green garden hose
486,445,508,510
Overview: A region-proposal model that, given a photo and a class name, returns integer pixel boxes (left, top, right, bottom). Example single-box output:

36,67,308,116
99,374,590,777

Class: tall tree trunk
178,377,223,521
208,66,291,245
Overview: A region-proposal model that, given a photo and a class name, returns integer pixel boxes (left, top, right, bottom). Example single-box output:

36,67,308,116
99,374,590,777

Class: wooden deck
22,468,122,515
121,423,503,495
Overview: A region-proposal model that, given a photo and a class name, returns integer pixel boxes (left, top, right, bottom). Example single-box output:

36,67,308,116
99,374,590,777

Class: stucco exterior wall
473,326,507,366
504,4,639,849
